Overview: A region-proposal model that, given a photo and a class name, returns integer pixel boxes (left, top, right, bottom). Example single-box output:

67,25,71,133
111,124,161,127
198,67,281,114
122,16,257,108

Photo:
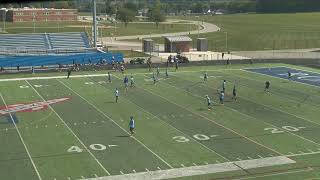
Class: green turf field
0,64,320,180
150,13,320,51
1,21,197,37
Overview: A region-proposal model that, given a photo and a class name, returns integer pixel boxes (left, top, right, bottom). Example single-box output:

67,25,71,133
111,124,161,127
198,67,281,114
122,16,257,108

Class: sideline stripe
25,80,111,175
0,94,42,180
85,156,295,180
0,69,241,82
58,79,173,169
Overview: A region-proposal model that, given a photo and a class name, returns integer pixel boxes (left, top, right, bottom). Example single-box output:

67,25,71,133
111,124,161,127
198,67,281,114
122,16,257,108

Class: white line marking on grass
141,83,283,156
58,80,173,169
85,156,295,180
145,168,149,172
157,167,161,170
114,83,230,161
0,69,239,82
238,167,313,180
120,171,124,175
308,149,314,153
258,155,264,158
25,81,111,176
299,151,305,154
94,174,99,178
286,150,320,157
0,94,42,180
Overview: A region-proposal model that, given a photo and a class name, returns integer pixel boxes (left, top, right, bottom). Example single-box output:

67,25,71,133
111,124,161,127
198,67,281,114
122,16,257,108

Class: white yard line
107,77,230,162
285,150,320,157
25,80,111,176
163,74,320,148
58,79,173,169
232,70,320,126
85,156,295,180
237,167,313,180
142,75,283,156
0,94,42,180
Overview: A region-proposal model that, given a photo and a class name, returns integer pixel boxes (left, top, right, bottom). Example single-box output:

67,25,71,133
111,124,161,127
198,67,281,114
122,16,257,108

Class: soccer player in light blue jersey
206,95,212,110
219,91,225,105
115,88,119,103
129,116,135,135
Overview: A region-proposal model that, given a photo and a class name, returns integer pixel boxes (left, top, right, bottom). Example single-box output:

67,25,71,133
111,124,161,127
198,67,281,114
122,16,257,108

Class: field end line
25,80,111,175
58,79,173,169
233,71,320,126
111,74,230,161
242,68,320,89
0,93,42,180
140,78,283,156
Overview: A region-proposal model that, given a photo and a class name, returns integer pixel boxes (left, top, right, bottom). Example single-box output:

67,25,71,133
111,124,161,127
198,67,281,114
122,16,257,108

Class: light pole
2,9,8,32
224,32,228,52
33,15,36,33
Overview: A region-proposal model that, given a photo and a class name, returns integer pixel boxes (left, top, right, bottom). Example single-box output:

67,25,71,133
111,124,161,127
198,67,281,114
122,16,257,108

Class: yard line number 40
173,134,218,143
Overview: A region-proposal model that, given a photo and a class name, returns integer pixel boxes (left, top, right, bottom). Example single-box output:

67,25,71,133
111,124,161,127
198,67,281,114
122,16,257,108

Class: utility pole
224,32,228,51
92,0,97,48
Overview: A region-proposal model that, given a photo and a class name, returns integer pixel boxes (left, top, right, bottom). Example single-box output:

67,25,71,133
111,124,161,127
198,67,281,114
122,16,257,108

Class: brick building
164,36,192,53
0,8,78,22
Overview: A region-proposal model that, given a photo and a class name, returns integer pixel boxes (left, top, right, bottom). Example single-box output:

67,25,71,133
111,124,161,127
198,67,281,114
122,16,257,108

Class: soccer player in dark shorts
108,72,111,83
204,72,208,81
232,85,237,100
288,71,292,80
265,81,270,92
67,68,72,79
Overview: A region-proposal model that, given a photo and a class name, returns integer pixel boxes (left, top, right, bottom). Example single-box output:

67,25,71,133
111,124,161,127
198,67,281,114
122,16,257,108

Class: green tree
116,8,135,27
123,2,138,13
147,0,166,28
105,1,116,15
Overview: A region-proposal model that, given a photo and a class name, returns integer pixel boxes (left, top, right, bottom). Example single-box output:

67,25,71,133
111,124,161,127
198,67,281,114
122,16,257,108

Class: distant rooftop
0,7,77,11
164,36,192,42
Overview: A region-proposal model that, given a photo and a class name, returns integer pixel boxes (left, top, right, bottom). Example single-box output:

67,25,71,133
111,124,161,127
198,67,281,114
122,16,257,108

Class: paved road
104,20,220,51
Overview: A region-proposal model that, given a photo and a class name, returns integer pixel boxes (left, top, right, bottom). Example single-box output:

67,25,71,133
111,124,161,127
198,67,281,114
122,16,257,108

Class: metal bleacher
48,32,90,49
0,32,91,52
0,32,125,67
